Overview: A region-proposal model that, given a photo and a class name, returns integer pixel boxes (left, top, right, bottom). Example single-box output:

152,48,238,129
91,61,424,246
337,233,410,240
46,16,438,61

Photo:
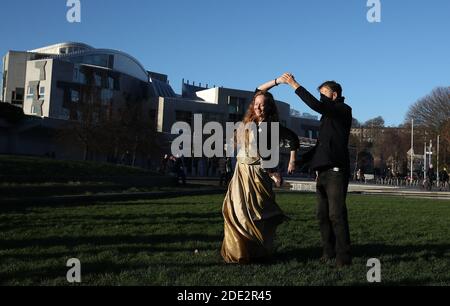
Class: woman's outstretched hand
275,74,287,85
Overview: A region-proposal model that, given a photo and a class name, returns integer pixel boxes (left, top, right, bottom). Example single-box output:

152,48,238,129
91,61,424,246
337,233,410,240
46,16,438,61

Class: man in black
282,74,353,267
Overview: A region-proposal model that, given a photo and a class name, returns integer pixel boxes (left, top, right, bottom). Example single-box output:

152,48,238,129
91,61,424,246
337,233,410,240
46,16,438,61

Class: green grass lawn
1,193,449,286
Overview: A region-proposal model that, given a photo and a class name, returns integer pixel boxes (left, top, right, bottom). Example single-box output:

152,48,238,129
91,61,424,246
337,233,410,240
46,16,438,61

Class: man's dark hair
318,81,343,98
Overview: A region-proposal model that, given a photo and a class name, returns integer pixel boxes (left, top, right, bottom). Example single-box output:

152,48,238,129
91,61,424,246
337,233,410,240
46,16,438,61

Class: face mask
320,94,333,103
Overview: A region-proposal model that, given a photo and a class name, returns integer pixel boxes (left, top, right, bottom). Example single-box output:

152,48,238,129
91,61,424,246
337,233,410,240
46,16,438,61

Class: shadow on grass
2,241,450,285
0,233,224,284
0,259,156,285
0,198,224,213
0,212,224,232
271,243,450,265
1,233,223,250
352,243,450,259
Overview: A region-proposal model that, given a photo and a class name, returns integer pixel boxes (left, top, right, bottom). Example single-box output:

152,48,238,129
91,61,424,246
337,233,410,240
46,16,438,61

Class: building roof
28,42,94,54
28,42,151,83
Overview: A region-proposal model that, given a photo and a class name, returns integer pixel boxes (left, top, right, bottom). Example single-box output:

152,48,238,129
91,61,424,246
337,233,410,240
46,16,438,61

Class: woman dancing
221,77,299,264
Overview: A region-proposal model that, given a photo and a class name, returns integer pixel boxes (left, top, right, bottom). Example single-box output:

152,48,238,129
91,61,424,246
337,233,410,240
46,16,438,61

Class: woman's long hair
243,91,279,124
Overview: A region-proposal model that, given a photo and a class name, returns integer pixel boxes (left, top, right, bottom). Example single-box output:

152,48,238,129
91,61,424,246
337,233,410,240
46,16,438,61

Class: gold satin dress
221,156,287,264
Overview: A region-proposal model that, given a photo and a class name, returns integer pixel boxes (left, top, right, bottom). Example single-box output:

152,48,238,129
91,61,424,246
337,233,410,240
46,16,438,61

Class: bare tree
405,87,450,133
101,93,160,167
441,119,450,167
57,72,103,161
405,86,450,167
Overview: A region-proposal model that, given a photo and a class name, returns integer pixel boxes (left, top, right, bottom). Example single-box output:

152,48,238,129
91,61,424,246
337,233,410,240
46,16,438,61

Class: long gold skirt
221,157,287,264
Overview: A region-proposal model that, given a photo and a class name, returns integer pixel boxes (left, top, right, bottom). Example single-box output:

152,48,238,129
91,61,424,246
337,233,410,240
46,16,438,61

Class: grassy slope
0,155,158,180
0,193,449,285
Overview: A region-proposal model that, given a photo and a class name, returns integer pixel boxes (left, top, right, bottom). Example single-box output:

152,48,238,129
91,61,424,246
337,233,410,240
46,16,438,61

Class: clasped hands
276,73,297,88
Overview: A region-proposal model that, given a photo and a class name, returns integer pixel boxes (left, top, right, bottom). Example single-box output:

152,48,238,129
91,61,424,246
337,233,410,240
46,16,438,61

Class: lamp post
429,140,433,170
437,135,440,186
410,119,414,182
423,142,426,180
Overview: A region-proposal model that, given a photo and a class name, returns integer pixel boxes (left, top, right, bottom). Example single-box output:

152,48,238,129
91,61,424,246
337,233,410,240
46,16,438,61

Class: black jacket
295,86,352,171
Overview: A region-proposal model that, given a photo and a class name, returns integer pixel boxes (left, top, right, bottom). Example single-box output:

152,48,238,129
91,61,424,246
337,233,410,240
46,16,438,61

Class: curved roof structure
27,42,178,96
60,48,150,82
31,43,150,82
28,42,94,54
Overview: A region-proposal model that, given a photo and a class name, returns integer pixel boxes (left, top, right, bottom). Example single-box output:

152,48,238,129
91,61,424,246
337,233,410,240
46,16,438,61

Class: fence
364,177,450,190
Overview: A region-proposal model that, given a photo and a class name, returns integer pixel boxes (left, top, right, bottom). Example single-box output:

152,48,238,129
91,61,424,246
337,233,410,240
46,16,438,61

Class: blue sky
1,0,449,126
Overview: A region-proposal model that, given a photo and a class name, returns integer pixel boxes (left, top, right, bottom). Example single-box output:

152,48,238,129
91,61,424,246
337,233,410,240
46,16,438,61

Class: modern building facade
157,81,291,132
1,42,320,172
2,42,175,121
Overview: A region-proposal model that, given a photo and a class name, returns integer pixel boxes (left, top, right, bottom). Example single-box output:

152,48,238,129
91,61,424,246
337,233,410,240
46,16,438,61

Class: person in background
439,168,449,190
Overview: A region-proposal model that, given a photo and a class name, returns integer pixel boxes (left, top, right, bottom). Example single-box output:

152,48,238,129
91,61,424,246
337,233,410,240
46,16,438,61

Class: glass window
79,71,86,84
228,97,245,115
27,86,33,96
39,87,45,100
73,67,79,82
94,74,102,87
69,54,110,68
113,78,120,90
71,89,79,103
73,67,87,84
14,88,24,101
108,77,114,90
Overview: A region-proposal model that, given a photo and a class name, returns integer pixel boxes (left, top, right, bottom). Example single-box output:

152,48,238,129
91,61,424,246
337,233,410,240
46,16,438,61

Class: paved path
187,177,450,200
285,179,450,200
5,178,447,208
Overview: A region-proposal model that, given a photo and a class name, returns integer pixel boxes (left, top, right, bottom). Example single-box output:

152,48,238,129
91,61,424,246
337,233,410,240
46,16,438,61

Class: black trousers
316,169,351,261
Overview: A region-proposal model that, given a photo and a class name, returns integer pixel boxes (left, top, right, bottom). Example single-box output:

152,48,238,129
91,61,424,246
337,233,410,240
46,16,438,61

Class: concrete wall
157,97,226,133
23,59,53,118
195,87,219,104
156,86,297,135
2,51,36,106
